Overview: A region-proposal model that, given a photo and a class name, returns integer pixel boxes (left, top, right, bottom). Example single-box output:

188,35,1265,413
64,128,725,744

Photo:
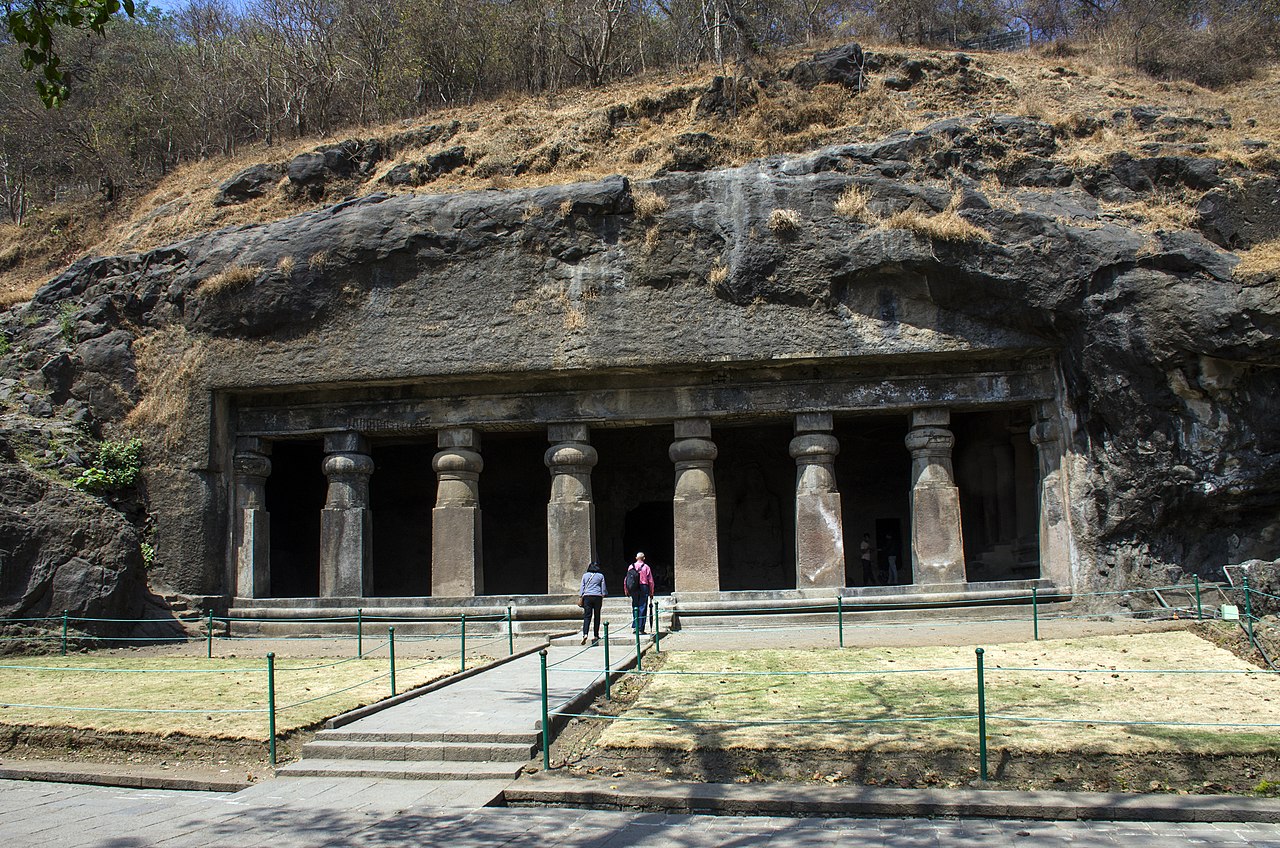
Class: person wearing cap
578,561,607,645
624,552,656,634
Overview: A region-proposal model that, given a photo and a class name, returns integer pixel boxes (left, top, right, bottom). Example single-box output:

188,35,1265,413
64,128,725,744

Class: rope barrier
557,711,980,726
0,662,263,674
987,714,1280,729
0,702,266,714
550,665,977,677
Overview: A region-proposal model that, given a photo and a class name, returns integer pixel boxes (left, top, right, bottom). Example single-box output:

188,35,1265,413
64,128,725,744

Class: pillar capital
669,436,717,466
432,447,483,480
545,442,598,474
233,451,272,481
789,432,839,462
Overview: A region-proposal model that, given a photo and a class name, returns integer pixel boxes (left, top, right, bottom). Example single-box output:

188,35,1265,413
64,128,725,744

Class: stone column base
796,492,846,588
432,505,483,597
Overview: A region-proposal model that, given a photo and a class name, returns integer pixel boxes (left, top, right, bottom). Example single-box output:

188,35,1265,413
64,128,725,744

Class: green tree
3,0,137,106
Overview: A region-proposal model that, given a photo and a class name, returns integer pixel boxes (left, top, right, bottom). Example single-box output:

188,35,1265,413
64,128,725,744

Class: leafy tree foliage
3,0,136,105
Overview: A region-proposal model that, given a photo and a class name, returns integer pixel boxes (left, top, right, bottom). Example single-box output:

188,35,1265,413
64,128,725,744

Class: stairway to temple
276,640,638,782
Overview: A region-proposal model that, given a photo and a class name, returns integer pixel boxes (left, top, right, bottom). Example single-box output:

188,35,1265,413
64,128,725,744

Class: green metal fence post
837,596,844,648
357,608,363,658
603,622,612,700
653,600,661,653
634,620,643,672
539,649,551,770
388,627,396,696
1032,587,1039,641
1243,574,1256,647
61,610,68,656
207,609,214,659
507,605,514,656
267,652,277,766
460,613,467,672
1193,575,1203,621
976,647,988,781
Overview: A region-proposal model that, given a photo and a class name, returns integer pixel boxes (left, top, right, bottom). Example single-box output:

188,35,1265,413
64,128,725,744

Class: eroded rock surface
1,105,1277,615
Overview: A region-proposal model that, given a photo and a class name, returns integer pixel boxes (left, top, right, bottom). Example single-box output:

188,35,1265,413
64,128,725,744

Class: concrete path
276,638,639,789
5,778,1280,847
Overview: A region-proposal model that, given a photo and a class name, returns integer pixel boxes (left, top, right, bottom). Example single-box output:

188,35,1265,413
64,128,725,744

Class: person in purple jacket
624,552,656,634
579,561,606,645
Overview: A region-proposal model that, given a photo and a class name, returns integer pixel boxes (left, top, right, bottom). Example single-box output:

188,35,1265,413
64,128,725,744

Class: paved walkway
4,778,1280,847
275,638,639,785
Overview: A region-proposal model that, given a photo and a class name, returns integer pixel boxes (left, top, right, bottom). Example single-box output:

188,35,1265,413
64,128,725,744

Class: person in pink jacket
623,552,656,634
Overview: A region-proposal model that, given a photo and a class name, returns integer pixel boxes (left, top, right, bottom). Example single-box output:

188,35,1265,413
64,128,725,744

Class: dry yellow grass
882,208,992,243
1101,189,1199,232
599,631,1279,755
1234,239,1280,280
0,46,1275,290
198,264,263,296
834,184,873,222
124,326,211,450
768,208,803,233
632,187,669,220
0,654,479,738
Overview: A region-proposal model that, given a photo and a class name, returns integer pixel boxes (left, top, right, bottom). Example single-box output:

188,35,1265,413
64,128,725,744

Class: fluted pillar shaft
546,424,598,595
670,418,719,593
905,408,966,586
432,427,484,597
320,432,373,597
790,413,845,589
233,437,271,599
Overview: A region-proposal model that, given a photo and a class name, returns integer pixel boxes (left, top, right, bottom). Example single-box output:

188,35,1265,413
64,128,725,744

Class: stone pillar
320,432,373,597
670,418,719,593
1031,408,1073,588
790,413,846,589
233,437,271,599
905,408,966,586
432,428,483,597
546,424,598,595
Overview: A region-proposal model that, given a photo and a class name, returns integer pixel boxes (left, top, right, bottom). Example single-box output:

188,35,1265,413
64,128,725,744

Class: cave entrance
264,439,324,598
834,415,911,587
369,443,433,596
480,431,549,595
953,408,1040,582
622,501,674,595
715,423,795,591
594,426,672,596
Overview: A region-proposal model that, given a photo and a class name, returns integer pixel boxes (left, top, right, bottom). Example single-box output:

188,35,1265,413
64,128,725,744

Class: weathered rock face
0,438,146,624
2,107,1278,608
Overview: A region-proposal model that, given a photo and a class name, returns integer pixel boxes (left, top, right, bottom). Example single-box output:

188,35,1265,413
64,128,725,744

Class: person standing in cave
578,561,606,645
624,552,655,634
861,533,877,586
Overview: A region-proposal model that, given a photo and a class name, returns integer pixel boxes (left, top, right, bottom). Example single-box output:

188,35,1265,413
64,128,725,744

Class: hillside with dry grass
2,41,1278,308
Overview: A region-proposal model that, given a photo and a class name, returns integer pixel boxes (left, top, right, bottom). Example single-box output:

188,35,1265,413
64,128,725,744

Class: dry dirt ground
545,616,1280,796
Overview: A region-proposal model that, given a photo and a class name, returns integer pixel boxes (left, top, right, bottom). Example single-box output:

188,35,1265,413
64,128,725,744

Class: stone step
275,758,526,781
300,739,536,762
318,730,539,746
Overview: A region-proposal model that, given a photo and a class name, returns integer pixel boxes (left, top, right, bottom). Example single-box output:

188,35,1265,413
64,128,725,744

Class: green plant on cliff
73,437,142,494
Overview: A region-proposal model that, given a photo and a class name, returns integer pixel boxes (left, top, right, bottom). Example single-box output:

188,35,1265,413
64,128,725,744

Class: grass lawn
599,632,1280,755
0,652,490,738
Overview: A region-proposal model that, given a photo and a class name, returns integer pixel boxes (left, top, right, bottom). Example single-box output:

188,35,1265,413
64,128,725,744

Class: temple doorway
263,439,324,597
